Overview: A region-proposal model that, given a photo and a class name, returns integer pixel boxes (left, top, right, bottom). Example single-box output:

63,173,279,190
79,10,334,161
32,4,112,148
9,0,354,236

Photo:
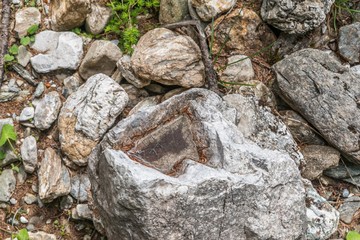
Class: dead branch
0,0,11,88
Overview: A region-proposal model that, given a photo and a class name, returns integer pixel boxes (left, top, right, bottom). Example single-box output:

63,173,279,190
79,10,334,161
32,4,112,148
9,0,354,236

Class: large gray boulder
261,0,334,34
88,88,306,239
273,49,360,164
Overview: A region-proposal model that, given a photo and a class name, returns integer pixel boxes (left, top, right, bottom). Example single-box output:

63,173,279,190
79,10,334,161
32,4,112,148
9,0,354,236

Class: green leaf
27,24,39,35
4,54,14,62
16,228,29,240
9,45,19,55
0,151,5,160
20,36,31,46
0,124,17,147
11,164,19,173
347,231,360,240
30,36,35,42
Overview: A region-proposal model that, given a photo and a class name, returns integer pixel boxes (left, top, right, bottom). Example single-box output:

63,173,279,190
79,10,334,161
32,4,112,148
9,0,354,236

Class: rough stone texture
79,40,122,80
30,31,84,73
338,22,360,64
324,163,360,187
89,88,305,240
0,169,16,202
72,204,93,221
261,0,334,34
131,28,205,88
159,0,189,24
191,0,236,22
58,74,128,166
85,3,111,35
34,91,62,130
62,73,84,98
121,84,149,109
19,107,34,122
279,110,326,145
206,8,276,56
6,231,57,240
338,196,360,224
17,45,32,67
273,48,360,164
20,136,38,173
50,0,91,31
220,55,255,83
38,148,71,202
304,180,339,240
70,174,91,202
117,55,151,88
14,7,41,37
301,145,340,180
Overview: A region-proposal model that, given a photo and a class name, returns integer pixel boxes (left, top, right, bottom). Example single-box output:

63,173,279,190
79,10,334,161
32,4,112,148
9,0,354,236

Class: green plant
24,0,36,7
12,228,29,240
347,230,360,240
0,124,17,157
333,0,360,32
105,0,160,54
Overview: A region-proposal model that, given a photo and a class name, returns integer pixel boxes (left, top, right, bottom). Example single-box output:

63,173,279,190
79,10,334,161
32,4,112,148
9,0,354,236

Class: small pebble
33,82,45,98
342,188,350,198
20,216,29,224
26,223,35,231
46,219,51,224
9,198,17,205
24,193,37,205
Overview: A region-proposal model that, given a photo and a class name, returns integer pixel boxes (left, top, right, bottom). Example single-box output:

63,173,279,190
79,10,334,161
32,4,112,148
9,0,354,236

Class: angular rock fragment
59,74,128,166
0,169,16,202
14,7,41,37
70,174,91,202
191,0,236,22
220,55,255,83
89,88,305,239
159,0,189,24
85,3,111,35
20,136,38,173
339,22,360,64
34,91,62,130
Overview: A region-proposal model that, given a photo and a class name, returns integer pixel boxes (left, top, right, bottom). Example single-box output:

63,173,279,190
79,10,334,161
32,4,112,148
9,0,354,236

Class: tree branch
0,0,11,88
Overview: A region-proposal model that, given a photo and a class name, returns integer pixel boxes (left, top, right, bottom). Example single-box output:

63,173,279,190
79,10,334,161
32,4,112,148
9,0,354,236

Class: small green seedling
0,124,17,156
347,231,360,240
12,228,29,240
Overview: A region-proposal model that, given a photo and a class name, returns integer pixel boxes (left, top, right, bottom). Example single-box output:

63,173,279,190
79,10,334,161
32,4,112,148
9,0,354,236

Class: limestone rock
19,107,34,122
14,7,41,37
339,22,360,64
34,91,62,130
58,74,128,166
85,3,111,35
70,174,90,202
89,88,305,239
51,0,91,31
131,28,205,88
62,73,84,98
30,31,84,73
206,8,276,56
38,148,71,202
79,40,122,80
261,0,334,34
17,45,32,67
191,0,236,22
20,136,38,173
273,48,360,164
159,0,189,24
117,55,150,88
0,169,16,202
220,55,255,83
338,196,360,224
6,231,57,240
301,145,340,180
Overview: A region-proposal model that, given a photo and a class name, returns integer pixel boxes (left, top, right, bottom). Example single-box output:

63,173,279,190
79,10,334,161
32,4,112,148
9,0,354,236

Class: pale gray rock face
338,196,360,224
34,91,62,130
6,231,57,240
72,204,92,221
131,28,205,88
273,49,360,164
38,148,71,202
89,88,306,240
117,55,151,88
20,136,38,173
14,7,41,37
0,169,16,202
304,180,339,240
30,31,84,73
221,55,255,83
85,3,111,35
338,22,360,64
301,145,340,180
159,0,189,24
261,0,334,34
17,45,32,67
58,74,129,166
19,107,34,122
50,0,91,31
191,0,237,21
79,40,122,80
70,174,90,202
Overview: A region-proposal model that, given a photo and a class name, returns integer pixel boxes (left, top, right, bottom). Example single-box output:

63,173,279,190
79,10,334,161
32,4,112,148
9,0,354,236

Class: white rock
14,7,41,37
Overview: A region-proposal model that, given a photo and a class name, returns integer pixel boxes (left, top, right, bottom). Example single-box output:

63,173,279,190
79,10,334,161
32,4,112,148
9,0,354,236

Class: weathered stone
273,48,360,164
60,195,73,210
0,170,16,202
338,22,360,64
89,88,305,239
324,163,360,179
79,40,122,80
338,196,360,224
38,148,71,202
14,7,41,37
85,3,111,35
19,107,34,122
128,96,162,116
6,231,57,240
117,55,150,88
279,110,326,145
34,91,62,130
304,180,339,240
261,0,334,34
62,73,84,98
30,31,84,73
206,8,276,56
20,136,38,173
301,145,340,180
121,84,149,109
24,193,38,205
50,0,91,31
17,45,32,67
58,74,128,166
220,55,255,83
72,204,92,221
70,174,90,202
159,0,189,24
33,82,45,98
191,0,236,22
131,28,205,88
